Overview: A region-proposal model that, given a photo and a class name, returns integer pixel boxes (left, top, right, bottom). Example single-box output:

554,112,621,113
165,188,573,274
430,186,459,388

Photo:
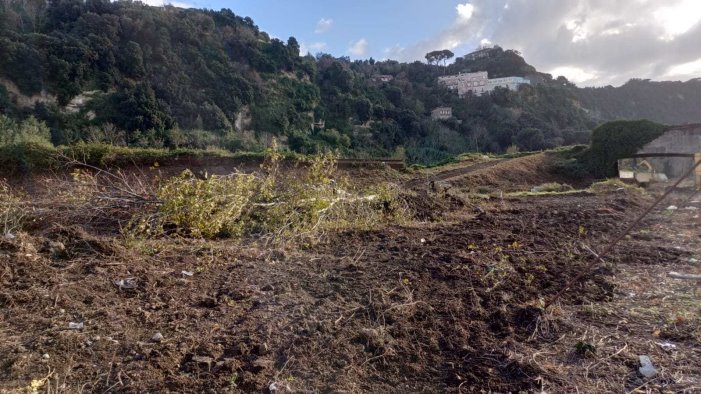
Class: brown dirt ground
1,159,700,393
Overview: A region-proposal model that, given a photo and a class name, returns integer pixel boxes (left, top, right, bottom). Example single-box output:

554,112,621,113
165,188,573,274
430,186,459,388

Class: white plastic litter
638,355,658,378
68,322,84,330
114,278,137,289
656,341,677,352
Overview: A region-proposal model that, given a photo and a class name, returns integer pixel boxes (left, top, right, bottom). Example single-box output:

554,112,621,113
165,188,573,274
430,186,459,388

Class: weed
588,179,643,194
0,179,30,237
575,341,596,356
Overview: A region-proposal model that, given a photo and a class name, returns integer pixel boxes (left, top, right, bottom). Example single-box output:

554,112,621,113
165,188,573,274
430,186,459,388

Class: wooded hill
0,0,699,164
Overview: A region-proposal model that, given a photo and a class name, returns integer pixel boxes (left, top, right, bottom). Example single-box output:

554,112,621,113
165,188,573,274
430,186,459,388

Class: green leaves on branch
128,142,409,240
155,170,257,238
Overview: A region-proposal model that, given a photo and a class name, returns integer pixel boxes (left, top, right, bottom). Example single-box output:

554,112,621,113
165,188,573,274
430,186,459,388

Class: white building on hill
438,71,529,97
431,106,452,120
487,76,531,91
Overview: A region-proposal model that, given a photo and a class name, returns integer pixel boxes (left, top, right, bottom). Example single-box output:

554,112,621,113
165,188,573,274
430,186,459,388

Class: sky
143,0,701,87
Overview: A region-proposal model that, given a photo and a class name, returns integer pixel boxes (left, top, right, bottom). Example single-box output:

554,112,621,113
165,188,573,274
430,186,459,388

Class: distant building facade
634,124,701,178
437,71,489,97
373,74,394,82
487,76,531,91
438,71,529,97
464,48,493,61
431,107,452,120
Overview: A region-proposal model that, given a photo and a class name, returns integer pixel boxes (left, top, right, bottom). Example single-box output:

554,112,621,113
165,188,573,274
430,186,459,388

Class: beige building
438,71,488,97
431,107,452,120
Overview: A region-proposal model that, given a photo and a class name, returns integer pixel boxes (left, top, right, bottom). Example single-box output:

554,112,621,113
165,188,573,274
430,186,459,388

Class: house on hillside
310,119,325,132
619,124,701,185
431,107,452,120
373,74,394,83
464,48,493,61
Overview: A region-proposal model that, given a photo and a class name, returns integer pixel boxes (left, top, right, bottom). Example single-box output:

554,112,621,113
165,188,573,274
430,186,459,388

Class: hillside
0,1,699,164
575,78,701,124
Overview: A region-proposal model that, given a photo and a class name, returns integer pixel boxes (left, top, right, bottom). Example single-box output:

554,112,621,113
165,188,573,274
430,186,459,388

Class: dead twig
668,271,701,280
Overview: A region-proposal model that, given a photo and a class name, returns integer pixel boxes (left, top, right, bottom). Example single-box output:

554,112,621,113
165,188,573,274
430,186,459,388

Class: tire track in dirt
404,158,508,189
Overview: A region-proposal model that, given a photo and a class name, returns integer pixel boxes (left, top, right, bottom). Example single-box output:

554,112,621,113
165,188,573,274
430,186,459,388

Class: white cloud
348,38,368,56
665,57,701,80
315,17,334,34
300,41,327,55
479,38,493,48
549,66,598,84
565,19,588,43
456,3,475,21
394,0,701,86
654,0,701,40
383,45,406,60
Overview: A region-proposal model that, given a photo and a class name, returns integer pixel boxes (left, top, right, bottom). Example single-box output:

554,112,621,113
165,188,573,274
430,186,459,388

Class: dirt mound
448,152,590,193
402,189,458,221
42,224,120,258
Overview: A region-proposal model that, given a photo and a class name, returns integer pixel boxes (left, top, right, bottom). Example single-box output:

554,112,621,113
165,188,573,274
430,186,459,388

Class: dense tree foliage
0,1,698,164
425,49,454,66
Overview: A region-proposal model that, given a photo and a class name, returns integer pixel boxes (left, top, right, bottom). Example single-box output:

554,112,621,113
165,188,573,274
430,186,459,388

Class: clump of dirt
43,224,120,258
401,189,457,221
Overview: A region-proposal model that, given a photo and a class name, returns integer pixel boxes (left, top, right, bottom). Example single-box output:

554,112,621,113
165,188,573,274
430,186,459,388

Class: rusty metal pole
695,153,701,191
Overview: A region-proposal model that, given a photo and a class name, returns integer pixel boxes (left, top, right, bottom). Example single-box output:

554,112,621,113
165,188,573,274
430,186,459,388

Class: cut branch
668,271,701,280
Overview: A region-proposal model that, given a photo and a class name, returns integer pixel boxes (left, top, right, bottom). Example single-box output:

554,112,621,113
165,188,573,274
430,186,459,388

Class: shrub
0,116,56,171
0,115,52,147
148,170,257,238
0,141,57,171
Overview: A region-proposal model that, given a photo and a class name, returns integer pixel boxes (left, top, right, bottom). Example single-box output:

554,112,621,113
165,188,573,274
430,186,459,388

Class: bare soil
1,156,700,393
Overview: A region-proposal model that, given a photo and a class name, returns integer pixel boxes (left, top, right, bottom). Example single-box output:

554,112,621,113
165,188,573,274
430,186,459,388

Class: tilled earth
1,178,700,392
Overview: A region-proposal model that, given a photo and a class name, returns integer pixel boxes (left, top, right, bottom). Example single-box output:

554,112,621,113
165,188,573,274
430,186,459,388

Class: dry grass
0,179,31,237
